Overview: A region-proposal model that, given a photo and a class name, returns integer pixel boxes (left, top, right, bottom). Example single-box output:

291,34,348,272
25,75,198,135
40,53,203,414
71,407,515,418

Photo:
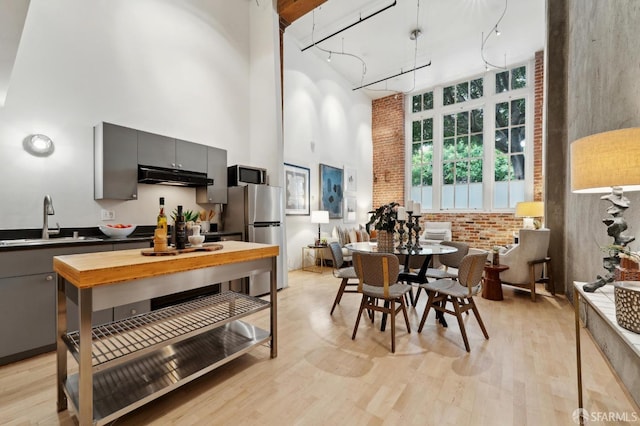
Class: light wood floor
1,269,638,425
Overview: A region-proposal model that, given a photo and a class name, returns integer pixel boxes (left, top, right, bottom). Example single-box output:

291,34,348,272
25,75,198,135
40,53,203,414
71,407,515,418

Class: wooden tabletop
53,240,279,288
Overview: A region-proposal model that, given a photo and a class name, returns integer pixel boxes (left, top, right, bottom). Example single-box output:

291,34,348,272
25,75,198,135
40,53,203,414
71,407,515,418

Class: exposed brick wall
371,52,546,250
420,213,521,250
372,94,405,207
533,50,544,201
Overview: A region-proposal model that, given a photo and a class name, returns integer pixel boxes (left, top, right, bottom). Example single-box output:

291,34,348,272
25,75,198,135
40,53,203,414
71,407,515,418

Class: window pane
511,66,527,89
510,126,525,153
495,129,509,153
443,114,455,137
442,185,454,209
493,181,509,208
421,187,433,210
454,185,469,209
470,108,483,132
495,151,509,181
470,78,483,99
456,136,469,158
470,159,483,183
422,163,433,185
412,120,421,142
509,180,525,208
443,86,455,105
443,162,454,184
443,138,455,161
411,144,421,186
422,118,433,140
423,92,433,110
470,134,483,156
412,94,422,113
422,141,433,161
511,154,525,180
469,182,483,208
455,161,468,183
511,98,526,125
496,71,509,93
495,102,509,128
456,82,469,103
456,111,469,135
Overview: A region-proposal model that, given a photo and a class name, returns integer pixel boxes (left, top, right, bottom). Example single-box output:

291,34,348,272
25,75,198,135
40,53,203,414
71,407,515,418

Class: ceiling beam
277,0,327,27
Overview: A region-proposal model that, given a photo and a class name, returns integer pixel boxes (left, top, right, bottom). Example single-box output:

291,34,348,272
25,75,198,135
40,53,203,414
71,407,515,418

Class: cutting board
141,243,224,256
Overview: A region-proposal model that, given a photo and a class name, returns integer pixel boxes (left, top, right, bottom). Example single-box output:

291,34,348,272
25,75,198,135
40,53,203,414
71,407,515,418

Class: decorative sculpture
584,187,635,292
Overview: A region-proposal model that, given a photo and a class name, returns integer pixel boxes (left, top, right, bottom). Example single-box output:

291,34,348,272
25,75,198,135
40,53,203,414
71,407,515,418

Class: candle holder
412,215,422,251
405,211,414,251
396,220,406,250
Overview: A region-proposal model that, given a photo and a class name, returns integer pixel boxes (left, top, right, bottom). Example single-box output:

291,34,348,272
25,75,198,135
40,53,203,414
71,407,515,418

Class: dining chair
352,251,411,353
328,241,359,315
417,251,489,352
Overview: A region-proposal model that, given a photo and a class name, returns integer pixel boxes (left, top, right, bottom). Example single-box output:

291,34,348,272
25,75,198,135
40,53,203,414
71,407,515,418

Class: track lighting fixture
481,0,508,70
327,52,332,62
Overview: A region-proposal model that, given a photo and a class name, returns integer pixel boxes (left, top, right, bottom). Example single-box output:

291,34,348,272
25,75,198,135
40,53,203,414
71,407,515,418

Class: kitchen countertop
54,240,278,288
0,226,242,252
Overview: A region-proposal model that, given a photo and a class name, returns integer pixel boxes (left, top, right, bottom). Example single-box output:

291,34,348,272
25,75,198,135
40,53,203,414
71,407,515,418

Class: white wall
0,0,253,230
283,33,373,270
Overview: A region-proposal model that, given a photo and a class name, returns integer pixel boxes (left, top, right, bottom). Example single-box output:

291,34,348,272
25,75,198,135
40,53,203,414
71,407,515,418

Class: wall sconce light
23,134,55,157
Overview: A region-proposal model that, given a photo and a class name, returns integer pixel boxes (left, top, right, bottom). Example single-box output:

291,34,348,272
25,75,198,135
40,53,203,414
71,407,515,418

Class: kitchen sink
0,236,103,247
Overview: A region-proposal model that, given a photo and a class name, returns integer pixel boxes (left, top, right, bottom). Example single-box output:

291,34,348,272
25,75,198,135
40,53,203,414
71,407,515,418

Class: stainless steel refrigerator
225,184,286,296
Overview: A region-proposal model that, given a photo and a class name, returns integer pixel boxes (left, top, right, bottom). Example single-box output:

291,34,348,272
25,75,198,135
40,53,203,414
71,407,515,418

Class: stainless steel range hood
138,165,213,187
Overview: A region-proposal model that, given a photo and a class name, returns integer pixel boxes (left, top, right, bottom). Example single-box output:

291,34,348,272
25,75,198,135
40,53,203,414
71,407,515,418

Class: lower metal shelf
63,320,270,425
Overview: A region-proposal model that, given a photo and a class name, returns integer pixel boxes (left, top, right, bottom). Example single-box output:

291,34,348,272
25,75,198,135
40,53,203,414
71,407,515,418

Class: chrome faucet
42,195,60,239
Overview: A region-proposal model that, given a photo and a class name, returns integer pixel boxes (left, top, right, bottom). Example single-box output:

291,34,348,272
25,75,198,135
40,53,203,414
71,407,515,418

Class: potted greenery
367,202,399,251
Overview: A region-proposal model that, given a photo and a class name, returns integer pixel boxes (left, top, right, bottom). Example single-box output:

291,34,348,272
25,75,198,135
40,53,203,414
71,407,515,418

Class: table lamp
310,210,329,244
515,201,544,229
571,127,640,292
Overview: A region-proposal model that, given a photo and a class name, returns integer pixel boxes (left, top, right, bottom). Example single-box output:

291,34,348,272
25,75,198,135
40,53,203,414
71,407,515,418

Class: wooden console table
574,281,640,424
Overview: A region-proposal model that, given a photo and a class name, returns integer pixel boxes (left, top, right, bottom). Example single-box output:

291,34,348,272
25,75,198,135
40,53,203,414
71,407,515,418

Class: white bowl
188,235,205,247
99,224,136,238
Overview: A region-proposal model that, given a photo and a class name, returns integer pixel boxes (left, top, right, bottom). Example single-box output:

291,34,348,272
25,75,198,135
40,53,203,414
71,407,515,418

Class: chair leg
418,290,436,332
390,299,396,353
330,278,348,315
529,265,537,301
352,295,367,340
400,296,411,333
451,297,470,352
413,287,423,307
469,297,489,340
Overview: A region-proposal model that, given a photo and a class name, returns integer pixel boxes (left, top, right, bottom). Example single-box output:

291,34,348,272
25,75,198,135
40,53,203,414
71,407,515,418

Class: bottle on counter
175,205,186,250
157,197,167,232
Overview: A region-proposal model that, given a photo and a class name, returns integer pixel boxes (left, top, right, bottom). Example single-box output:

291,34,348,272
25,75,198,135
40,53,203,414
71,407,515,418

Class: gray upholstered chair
417,252,489,352
352,251,411,353
408,241,470,306
328,242,359,315
499,228,552,301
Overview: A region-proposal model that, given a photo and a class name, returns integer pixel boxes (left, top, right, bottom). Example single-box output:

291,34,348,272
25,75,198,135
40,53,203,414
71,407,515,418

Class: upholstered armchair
499,228,552,301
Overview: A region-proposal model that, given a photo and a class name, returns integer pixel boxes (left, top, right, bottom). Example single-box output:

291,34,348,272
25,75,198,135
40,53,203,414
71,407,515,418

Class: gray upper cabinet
137,131,175,169
94,122,138,200
196,146,228,204
138,132,207,173
176,139,207,173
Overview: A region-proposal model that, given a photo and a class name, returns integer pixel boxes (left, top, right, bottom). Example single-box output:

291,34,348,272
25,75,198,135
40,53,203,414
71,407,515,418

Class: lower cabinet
0,273,56,362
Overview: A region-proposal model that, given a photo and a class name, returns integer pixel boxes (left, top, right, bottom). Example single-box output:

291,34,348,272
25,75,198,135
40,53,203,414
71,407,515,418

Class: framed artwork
345,166,357,193
320,163,343,219
344,196,357,223
284,163,310,215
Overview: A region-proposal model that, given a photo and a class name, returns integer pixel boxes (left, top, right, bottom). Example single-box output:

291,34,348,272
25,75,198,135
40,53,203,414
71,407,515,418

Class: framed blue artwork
320,163,343,219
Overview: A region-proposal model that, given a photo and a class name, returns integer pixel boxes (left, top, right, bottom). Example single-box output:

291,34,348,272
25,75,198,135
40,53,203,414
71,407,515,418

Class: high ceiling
286,0,546,99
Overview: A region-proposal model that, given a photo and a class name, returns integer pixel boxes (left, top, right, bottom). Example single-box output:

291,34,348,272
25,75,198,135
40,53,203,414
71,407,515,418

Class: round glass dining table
345,242,457,329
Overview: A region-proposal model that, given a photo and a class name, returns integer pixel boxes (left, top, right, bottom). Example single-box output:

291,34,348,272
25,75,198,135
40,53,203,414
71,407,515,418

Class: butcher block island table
53,240,279,425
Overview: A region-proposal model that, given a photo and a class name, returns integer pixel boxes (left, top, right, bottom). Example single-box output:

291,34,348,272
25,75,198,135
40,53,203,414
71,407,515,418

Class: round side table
483,264,509,301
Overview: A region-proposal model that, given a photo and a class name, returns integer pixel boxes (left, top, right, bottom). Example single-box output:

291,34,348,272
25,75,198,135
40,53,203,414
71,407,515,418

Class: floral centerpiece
367,202,399,251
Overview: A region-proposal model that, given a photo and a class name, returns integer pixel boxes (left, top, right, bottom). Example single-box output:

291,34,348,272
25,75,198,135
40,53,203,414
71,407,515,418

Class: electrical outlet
101,209,115,221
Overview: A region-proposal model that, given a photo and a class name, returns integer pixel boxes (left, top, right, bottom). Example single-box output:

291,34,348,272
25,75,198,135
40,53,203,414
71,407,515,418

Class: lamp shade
515,201,544,218
310,210,329,224
571,128,640,193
